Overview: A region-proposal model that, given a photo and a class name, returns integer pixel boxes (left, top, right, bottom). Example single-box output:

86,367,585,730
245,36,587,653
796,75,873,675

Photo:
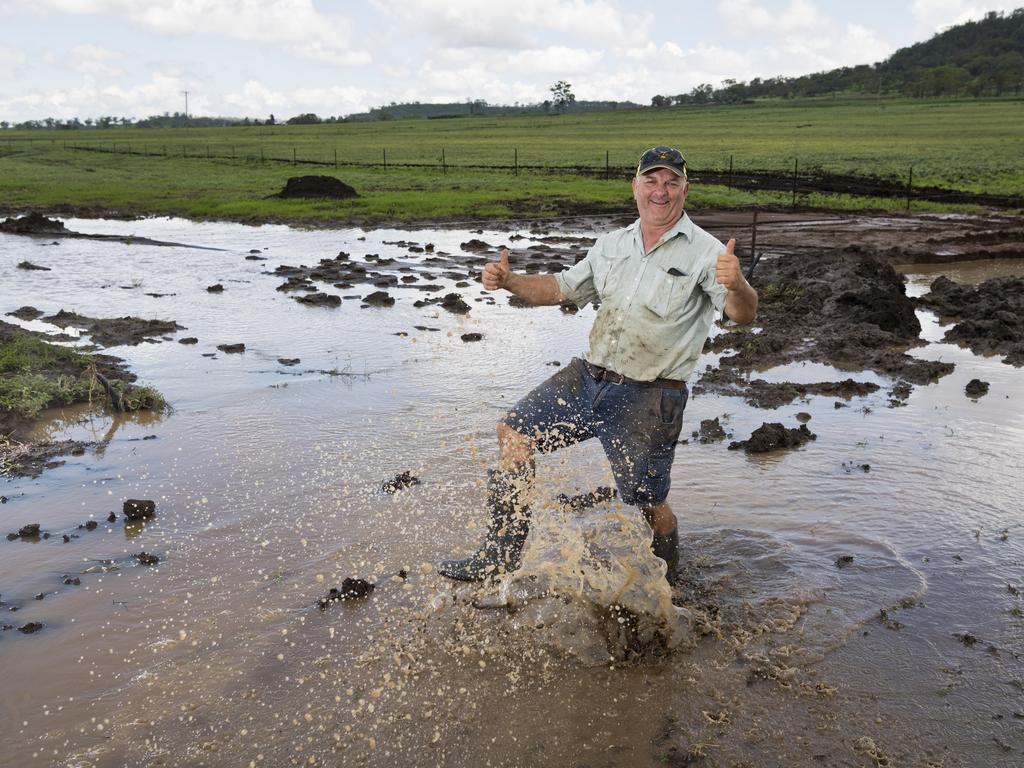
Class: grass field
1,97,1021,224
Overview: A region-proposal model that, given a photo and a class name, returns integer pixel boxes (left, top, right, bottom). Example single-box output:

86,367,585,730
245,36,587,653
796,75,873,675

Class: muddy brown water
1,214,1023,767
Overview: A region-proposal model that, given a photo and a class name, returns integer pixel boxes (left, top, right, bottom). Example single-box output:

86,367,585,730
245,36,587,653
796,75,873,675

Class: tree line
651,9,1024,106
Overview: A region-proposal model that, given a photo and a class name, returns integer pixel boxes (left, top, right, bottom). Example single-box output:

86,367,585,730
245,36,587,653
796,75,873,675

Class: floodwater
1,216,1022,767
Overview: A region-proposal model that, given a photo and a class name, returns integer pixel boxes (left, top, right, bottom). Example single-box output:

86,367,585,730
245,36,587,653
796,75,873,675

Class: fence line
58,142,1023,209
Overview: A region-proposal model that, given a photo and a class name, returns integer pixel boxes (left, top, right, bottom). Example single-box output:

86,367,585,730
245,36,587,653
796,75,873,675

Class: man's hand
482,248,511,291
715,239,744,292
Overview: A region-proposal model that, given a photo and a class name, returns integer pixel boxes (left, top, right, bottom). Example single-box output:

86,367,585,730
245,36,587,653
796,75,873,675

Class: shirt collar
627,212,694,245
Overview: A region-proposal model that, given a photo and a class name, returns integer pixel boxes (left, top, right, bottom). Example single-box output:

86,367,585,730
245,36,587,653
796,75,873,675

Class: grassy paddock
1,97,1021,223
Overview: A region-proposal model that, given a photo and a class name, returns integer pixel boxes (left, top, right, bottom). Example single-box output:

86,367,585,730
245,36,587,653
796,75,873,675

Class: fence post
750,207,758,259
334,148,337,168
183,145,186,159
442,147,446,174
728,155,734,189
206,145,210,159
128,144,131,155
605,150,610,179
260,147,264,162
293,147,296,164
906,165,913,212
383,148,387,169
514,147,518,176
163,146,167,157
231,146,235,160
791,158,798,210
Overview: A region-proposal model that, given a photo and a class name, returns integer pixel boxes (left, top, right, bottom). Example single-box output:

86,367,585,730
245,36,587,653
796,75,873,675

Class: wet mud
916,275,1024,366
276,175,359,199
728,422,817,453
39,309,185,347
2,210,1023,767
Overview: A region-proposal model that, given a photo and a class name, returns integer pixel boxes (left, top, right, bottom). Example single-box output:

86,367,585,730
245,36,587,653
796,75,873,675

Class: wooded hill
652,9,1024,106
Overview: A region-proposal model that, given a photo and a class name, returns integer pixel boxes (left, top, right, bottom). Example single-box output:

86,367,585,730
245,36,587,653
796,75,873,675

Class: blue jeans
501,358,687,506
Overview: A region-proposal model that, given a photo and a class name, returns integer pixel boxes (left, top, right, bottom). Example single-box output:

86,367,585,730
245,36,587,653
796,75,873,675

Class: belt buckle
608,370,626,385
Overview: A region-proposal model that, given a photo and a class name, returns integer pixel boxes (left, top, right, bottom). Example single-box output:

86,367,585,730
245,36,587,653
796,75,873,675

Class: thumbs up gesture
482,248,512,291
715,239,743,291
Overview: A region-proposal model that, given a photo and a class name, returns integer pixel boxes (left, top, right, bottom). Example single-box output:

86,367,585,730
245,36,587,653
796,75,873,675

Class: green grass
1,96,1021,223
0,334,165,421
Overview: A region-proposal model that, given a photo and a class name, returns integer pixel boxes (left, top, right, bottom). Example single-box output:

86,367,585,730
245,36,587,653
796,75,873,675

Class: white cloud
70,43,124,77
372,0,650,49
911,0,1019,35
13,0,371,66
224,80,371,118
0,44,27,76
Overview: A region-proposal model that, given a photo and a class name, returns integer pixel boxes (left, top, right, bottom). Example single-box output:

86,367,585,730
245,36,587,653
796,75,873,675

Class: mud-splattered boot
438,469,532,582
651,526,679,585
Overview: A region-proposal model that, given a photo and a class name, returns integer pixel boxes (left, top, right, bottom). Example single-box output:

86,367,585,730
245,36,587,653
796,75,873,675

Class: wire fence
28,140,1024,210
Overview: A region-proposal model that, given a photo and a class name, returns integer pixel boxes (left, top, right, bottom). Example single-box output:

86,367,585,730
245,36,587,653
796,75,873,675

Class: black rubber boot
651,526,679,585
438,469,532,582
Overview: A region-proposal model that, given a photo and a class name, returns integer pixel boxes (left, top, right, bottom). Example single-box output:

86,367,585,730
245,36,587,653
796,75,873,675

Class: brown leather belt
584,361,687,390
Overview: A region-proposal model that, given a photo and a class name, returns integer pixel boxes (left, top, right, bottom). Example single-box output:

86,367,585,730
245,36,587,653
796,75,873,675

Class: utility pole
181,90,190,120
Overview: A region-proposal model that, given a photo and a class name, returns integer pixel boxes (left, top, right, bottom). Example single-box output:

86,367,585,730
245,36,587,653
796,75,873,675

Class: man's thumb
499,248,510,268
725,238,736,256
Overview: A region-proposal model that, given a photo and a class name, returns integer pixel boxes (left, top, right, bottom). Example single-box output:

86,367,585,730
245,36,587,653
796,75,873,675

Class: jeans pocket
659,388,685,426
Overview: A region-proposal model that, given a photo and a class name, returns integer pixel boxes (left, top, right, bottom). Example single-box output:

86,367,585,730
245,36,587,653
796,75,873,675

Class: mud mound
917,276,1024,366
728,422,816,453
700,250,946,404
276,176,358,199
0,212,70,235
42,310,184,348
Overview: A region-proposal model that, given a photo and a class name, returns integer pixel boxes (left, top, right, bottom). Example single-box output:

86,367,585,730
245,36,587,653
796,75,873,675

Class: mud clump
123,499,156,520
18,622,44,634
17,260,51,271
318,578,374,608
178,337,198,345
728,423,817,453
135,552,160,566
382,471,420,493
693,417,728,443
440,293,471,314
1,437,94,478
206,284,224,293
295,292,341,308
555,486,617,511
0,213,70,235
42,310,184,347
278,358,300,366
276,176,359,199
460,332,483,342
965,379,990,398
363,291,395,308
5,306,45,321
217,343,245,354
918,276,1024,366
700,250,950,403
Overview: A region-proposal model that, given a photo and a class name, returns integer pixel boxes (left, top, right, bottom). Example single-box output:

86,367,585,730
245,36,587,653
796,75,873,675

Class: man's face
632,168,688,229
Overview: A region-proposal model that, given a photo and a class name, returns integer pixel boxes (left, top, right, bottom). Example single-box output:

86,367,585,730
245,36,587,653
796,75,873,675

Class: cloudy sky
0,0,1018,122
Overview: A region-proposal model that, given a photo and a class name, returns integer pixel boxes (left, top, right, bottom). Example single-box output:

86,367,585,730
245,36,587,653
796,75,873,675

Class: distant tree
0,121,8,130
287,113,321,124
549,80,576,113
267,113,276,125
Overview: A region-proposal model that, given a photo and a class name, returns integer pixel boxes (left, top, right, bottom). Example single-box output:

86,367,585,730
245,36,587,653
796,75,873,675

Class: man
439,145,758,584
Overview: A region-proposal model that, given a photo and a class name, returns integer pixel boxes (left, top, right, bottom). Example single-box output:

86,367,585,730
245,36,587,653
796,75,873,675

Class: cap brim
637,163,686,177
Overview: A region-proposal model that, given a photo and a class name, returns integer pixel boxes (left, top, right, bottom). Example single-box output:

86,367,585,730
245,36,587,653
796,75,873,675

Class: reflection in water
1,219,1022,767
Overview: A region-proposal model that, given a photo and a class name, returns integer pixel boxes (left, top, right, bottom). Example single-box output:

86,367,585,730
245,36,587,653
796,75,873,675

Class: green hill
654,9,1024,105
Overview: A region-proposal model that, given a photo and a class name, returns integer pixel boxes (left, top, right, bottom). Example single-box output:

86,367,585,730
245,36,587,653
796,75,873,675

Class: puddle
2,217,1023,766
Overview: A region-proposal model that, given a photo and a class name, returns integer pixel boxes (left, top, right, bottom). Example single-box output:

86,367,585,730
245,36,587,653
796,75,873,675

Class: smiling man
438,145,758,585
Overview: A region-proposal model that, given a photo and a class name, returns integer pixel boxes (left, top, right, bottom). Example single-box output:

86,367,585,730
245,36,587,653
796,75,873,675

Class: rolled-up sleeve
555,255,599,308
698,247,728,314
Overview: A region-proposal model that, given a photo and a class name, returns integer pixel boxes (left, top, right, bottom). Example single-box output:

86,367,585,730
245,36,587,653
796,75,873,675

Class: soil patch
916,276,1024,366
698,249,955,405
276,176,359,200
729,423,817,453
41,310,184,348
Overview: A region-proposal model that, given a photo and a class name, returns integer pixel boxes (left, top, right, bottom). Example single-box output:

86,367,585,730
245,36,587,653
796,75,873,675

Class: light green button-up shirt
555,213,727,382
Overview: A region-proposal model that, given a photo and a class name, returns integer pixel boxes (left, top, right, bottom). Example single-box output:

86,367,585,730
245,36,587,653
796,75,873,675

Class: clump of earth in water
700,250,955,404
728,422,817,453
916,275,1024,366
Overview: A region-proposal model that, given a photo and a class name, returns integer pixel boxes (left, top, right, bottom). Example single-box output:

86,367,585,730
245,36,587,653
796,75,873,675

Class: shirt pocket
644,269,697,319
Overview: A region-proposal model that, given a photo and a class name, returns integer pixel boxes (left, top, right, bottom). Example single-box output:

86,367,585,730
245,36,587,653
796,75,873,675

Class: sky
0,0,1019,123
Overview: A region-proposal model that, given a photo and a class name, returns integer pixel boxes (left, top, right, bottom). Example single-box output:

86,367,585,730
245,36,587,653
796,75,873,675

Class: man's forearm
724,280,758,325
504,273,566,306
